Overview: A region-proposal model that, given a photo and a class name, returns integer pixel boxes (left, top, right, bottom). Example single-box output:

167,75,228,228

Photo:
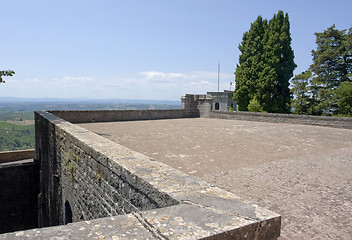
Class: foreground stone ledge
2,202,280,239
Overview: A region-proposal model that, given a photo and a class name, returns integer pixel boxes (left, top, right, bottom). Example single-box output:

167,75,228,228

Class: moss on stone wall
62,150,80,181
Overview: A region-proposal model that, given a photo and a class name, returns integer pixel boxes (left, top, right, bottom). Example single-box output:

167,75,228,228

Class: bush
248,97,264,112
336,81,352,116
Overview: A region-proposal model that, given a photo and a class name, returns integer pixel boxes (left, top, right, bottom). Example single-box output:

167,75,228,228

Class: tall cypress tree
234,11,296,113
234,16,267,111
262,11,296,113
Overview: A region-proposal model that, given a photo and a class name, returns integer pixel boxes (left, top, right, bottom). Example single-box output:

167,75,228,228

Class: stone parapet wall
50,109,185,123
6,110,282,239
208,110,352,129
35,111,178,227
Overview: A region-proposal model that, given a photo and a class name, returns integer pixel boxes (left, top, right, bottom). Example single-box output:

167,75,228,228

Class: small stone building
207,91,237,111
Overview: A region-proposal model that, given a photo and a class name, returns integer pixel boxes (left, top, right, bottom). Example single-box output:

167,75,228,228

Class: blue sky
1,0,351,100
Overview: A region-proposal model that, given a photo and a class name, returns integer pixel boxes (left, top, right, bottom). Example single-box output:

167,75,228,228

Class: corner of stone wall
181,94,213,118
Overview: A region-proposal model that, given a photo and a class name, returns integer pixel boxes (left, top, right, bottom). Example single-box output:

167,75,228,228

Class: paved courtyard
79,118,352,240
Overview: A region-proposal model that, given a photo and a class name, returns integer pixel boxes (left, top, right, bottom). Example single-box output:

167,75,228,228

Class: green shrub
248,97,264,112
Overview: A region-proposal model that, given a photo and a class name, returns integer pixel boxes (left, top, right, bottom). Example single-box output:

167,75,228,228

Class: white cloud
168,73,187,78
0,70,235,100
139,71,187,82
139,71,233,81
52,76,95,86
140,71,166,79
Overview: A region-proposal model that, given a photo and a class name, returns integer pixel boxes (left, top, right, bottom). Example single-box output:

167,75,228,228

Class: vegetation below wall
0,111,34,121
0,121,35,151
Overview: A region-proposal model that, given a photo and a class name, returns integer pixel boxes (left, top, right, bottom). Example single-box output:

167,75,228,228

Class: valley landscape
0,98,180,151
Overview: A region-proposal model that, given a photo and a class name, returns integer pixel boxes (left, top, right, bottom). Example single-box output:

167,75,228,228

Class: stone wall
35,111,178,227
208,110,352,129
0,156,39,233
5,94,351,238
50,109,186,123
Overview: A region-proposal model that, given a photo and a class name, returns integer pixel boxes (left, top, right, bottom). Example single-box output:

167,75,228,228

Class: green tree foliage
291,25,352,116
344,27,352,80
234,11,296,113
291,71,311,114
234,16,267,111
336,81,352,115
247,96,264,112
0,70,15,83
263,11,296,113
310,25,350,114
0,122,35,151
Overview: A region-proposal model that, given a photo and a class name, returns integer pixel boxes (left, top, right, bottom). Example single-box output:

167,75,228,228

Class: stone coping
0,149,35,164
2,111,281,239
0,159,34,167
49,109,186,124
209,110,352,129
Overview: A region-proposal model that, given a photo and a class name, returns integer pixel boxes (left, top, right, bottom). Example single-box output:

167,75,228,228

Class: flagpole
217,62,220,92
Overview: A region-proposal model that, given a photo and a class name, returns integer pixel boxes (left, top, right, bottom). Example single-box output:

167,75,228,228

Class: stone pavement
79,118,352,239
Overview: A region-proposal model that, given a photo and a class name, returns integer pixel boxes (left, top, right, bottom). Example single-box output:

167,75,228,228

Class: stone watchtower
181,94,213,118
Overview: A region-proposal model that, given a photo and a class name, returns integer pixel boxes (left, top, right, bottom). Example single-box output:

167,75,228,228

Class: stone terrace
79,118,352,240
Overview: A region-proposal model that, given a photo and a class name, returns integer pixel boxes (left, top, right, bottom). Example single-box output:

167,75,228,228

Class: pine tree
343,27,352,81
310,25,350,114
291,25,352,116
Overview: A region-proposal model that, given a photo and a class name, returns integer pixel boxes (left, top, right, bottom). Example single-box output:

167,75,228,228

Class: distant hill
0,97,181,105
0,98,182,121
0,97,181,151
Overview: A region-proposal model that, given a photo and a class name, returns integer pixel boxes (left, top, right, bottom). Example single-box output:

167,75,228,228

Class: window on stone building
215,103,220,110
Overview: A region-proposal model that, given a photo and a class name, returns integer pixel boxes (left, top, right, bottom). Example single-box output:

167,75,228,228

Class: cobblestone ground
79,118,352,240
